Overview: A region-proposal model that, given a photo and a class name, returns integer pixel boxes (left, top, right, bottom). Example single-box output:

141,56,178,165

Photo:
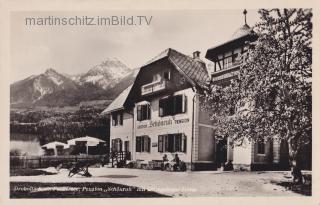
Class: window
163,70,170,80
224,56,233,69
159,95,187,117
152,73,161,82
136,136,150,152
137,104,151,121
257,141,265,154
214,53,240,72
112,112,123,126
111,138,122,152
158,134,186,153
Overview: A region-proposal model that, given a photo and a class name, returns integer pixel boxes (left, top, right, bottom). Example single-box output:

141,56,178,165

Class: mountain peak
44,68,58,75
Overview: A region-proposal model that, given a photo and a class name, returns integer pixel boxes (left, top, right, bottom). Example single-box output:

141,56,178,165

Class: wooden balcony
141,80,168,96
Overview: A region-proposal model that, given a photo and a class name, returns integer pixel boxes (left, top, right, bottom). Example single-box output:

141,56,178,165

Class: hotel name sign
137,118,190,129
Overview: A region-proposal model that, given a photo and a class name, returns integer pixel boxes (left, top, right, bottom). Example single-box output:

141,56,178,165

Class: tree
203,9,312,167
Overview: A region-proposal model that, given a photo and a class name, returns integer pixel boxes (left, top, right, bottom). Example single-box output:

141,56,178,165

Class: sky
10,9,260,83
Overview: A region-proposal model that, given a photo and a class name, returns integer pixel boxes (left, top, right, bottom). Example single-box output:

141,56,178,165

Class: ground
10,167,310,197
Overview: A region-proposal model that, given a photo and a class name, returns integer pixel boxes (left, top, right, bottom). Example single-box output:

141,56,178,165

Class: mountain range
10,58,137,108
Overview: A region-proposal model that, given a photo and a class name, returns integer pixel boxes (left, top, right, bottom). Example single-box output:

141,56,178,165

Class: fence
10,155,108,169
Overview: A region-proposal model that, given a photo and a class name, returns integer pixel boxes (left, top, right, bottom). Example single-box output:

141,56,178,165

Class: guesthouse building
102,11,291,171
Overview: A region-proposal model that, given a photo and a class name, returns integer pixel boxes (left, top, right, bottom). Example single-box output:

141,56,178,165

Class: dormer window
152,73,161,82
152,70,170,82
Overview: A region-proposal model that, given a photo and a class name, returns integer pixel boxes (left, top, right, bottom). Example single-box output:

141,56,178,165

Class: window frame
257,141,266,155
136,136,151,153
111,138,122,152
112,112,123,126
159,94,187,117
137,103,151,121
158,133,186,153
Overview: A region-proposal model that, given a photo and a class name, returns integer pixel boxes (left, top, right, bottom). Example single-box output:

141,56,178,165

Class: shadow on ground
10,168,57,176
10,182,170,198
271,181,311,196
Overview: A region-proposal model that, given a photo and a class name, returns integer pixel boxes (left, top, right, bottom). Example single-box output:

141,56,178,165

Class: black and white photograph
1,2,316,202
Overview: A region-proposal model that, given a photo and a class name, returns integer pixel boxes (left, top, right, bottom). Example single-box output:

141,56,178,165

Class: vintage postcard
0,0,319,204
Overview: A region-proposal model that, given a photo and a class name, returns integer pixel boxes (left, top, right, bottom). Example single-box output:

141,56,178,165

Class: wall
110,111,133,152
197,100,215,162
197,126,215,161
233,139,252,166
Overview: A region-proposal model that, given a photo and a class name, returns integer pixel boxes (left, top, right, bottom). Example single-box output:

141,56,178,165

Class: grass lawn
10,182,170,198
10,168,57,176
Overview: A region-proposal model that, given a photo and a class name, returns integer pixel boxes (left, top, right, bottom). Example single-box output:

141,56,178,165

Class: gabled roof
141,48,210,88
101,84,133,114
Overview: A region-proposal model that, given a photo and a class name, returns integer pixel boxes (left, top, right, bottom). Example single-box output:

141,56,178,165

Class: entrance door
216,138,227,168
124,141,131,160
124,141,130,152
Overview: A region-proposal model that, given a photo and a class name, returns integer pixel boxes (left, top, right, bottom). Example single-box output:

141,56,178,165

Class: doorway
216,138,227,168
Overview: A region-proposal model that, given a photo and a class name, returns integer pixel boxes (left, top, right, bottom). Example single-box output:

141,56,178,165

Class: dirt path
10,167,302,197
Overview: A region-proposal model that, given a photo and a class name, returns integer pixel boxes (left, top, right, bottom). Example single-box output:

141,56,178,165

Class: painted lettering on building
137,118,190,129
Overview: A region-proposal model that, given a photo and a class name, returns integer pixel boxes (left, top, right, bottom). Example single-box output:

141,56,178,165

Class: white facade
132,88,195,163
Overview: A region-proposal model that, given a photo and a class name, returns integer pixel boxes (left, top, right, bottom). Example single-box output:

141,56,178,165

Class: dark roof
231,24,252,40
142,48,210,88
205,24,257,60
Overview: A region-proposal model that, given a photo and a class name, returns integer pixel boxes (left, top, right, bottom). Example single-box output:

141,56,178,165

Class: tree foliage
10,106,109,145
203,9,312,159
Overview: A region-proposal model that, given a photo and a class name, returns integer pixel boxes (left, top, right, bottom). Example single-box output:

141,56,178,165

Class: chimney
193,51,200,59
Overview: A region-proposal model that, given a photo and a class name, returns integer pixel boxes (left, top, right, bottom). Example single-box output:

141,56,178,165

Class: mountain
10,68,79,107
78,57,131,89
10,60,138,108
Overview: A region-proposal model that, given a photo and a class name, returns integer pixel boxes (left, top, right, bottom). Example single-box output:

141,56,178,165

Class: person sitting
163,154,168,162
172,154,180,171
161,154,169,170
224,160,234,171
291,160,303,184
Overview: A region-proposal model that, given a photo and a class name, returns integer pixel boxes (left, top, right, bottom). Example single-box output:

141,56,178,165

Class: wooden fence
10,155,108,169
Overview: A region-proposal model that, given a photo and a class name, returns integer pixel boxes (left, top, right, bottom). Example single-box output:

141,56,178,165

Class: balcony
141,80,168,96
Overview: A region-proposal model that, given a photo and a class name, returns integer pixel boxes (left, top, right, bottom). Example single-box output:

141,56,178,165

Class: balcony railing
141,80,168,96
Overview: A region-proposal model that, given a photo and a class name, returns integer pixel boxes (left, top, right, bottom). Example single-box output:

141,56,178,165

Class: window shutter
112,114,116,126
111,139,115,151
137,105,141,121
159,99,164,117
147,104,151,119
119,139,122,152
164,135,168,152
158,135,163,152
136,137,141,152
147,137,151,152
182,134,187,153
182,95,187,113
120,113,123,125
168,96,174,115
168,134,174,152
